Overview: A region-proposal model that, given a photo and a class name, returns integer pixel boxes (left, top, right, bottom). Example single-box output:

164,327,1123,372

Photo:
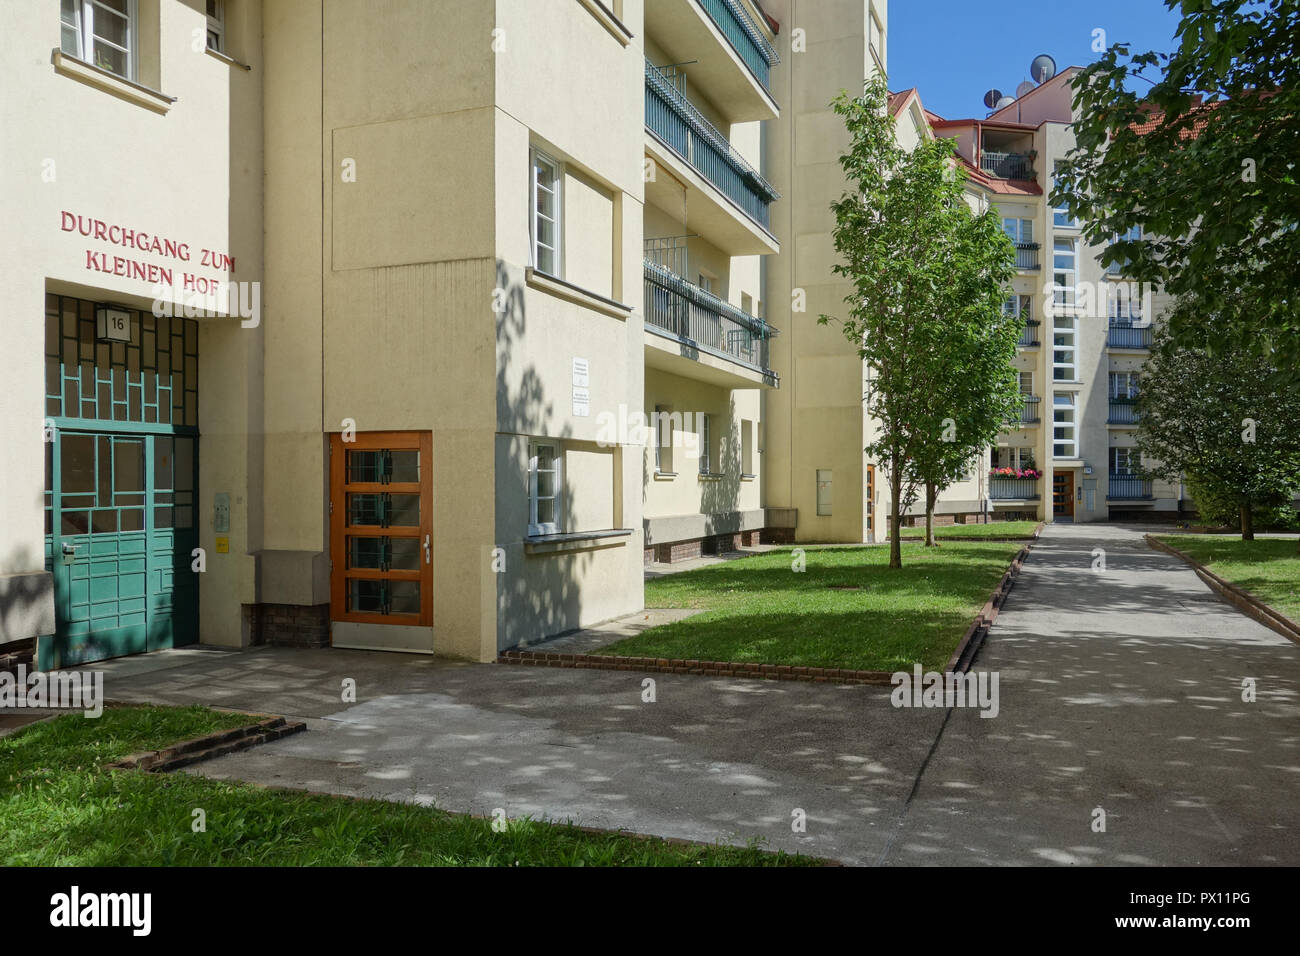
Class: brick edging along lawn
499,544,1032,685
1145,534,1300,646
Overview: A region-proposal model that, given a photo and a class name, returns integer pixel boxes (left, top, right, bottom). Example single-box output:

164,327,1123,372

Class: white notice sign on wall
572,357,590,416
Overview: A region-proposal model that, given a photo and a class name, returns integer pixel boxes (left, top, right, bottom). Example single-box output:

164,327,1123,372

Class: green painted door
40,294,201,670
44,431,198,667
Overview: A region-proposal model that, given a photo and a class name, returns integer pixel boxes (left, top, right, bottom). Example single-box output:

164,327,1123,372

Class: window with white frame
1053,161,1078,229
528,440,563,535
993,446,1036,470
1004,294,1033,320
61,0,137,80
1002,218,1033,244
206,0,225,53
1019,371,1033,395
869,7,885,68
1052,314,1076,381
1052,393,1077,458
1109,371,1140,399
1053,238,1077,306
1110,447,1140,475
531,150,562,277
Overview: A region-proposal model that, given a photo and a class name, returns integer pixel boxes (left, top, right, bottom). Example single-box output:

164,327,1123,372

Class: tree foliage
1053,0,1300,369
820,76,1019,566
1136,303,1300,539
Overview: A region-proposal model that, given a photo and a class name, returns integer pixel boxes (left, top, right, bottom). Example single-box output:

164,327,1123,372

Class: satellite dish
983,89,1003,110
1030,54,1057,84
1016,80,1036,97
996,96,1016,109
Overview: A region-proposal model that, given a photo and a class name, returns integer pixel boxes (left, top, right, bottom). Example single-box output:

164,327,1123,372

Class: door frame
1052,469,1075,519
329,431,434,627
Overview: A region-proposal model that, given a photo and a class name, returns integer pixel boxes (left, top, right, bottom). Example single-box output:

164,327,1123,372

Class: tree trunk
889,457,903,569
924,482,937,547
1240,501,1255,541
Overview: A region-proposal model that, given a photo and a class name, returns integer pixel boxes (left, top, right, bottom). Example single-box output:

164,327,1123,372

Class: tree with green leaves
820,76,1019,566
1136,303,1300,540
1053,0,1300,369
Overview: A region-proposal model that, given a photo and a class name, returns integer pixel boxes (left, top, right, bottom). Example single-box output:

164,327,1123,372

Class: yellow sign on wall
215,536,229,554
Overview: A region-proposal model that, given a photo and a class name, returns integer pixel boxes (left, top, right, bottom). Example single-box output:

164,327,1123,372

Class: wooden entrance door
1053,471,1074,520
329,432,434,627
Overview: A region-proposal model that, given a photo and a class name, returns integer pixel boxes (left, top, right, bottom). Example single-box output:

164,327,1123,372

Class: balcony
645,60,780,256
1109,476,1153,500
1018,319,1041,347
1017,394,1041,425
1107,321,1152,350
1108,397,1140,425
1014,242,1040,271
643,260,778,388
981,151,1036,180
644,0,779,121
989,476,1041,500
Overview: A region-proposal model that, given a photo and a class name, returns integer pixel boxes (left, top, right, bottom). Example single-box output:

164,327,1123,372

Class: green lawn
606,542,1023,671
0,705,813,867
1158,535,1300,622
899,520,1039,539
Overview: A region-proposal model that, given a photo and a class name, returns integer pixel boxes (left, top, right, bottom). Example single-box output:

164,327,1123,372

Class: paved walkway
90,523,1299,865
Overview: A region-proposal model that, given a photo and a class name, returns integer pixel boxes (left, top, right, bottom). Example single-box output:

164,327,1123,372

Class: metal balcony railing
989,477,1040,500
1109,476,1153,499
1108,398,1140,425
644,237,690,277
1018,395,1041,424
643,260,778,384
694,0,780,91
1018,319,1041,347
1107,321,1152,349
645,60,779,231
1014,242,1040,270
981,151,1035,180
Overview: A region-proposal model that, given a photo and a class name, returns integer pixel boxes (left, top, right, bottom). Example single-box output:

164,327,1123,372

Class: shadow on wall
493,259,593,651
701,394,744,538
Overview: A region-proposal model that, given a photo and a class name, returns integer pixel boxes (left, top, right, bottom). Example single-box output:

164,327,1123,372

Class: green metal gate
40,295,199,669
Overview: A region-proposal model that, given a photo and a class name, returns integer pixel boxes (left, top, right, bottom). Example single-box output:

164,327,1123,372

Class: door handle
423,534,431,565
61,542,76,555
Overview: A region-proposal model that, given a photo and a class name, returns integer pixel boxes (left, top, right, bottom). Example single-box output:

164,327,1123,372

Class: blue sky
887,0,1186,120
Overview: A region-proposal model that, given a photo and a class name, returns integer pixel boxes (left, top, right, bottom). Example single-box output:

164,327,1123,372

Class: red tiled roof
1129,97,1223,139
888,88,917,117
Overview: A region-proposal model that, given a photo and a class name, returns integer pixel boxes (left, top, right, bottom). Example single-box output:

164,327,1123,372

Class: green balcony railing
644,260,778,384
1109,476,1153,500
645,59,779,231
695,0,779,91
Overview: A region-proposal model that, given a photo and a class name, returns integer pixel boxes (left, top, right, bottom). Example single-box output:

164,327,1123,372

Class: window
1019,371,1033,395
816,469,832,516
1053,238,1077,306
61,0,137,80
1053,161,1078,229
1004,294,1032,320
528,440,563,535
1002,218,1033,244
1053,393,1077,458
1052,314,1076,380
1110,372,1140,399
531,150,562,277
1110,447,1140,475
698,414,712,475
869,7,886,69
206,0,225,53
993,446,1035,470
653,405,675,474
741,419,754,476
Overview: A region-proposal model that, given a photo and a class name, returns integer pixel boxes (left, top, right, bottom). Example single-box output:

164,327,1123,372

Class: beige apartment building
0,0,894,668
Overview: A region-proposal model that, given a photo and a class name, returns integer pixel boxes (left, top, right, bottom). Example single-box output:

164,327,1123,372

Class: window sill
524,528,634,555
51,50,175,114
653,471,677,481
740,474,756,481
698,473,724,482
576,0,633,46
525,268,632,320
205,47,252,71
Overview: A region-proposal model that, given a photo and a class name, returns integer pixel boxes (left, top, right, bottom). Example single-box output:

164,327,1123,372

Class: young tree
820,76,1018,566
1136,303,1300,540
906,209,1022,547
1053,0,1300,370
